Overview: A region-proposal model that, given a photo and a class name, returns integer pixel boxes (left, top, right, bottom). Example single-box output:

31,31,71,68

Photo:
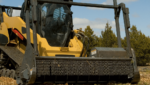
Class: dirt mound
0,77,17,85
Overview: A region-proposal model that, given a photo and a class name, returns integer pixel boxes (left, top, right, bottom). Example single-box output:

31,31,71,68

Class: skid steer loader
0,0,140,85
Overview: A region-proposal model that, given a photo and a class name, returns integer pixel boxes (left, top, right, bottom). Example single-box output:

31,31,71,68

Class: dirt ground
137,66,150,85
0,77,17,85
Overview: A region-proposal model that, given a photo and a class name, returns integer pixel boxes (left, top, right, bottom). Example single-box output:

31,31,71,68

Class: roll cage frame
24,0,132,58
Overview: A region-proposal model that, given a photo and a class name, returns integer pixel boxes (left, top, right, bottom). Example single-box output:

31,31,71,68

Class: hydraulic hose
75,32,89,57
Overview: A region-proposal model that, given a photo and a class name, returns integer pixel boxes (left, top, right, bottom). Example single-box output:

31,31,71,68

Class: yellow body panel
2,12,83,57
0,22,10,44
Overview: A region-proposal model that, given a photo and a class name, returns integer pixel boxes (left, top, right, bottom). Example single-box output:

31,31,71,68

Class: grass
137,66,150,85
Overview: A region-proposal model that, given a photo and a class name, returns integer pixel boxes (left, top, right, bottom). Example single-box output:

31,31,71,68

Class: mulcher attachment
35,57,133,84
33,48,140,84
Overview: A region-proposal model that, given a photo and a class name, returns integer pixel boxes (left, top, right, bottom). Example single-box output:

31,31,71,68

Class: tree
122,25,150,66
101,22,117,47
84,26,100,56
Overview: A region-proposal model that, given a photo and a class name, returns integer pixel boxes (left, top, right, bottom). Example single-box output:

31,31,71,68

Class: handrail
37,0,118,9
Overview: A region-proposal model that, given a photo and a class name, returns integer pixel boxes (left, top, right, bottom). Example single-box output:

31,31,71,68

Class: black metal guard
37,0,118,8
0,5,21,10
113,0,121,47
23,0,132,57
31,0,39,56
119,3,132,58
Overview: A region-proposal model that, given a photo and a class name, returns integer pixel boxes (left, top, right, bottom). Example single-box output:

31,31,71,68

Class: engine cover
90,47,129,59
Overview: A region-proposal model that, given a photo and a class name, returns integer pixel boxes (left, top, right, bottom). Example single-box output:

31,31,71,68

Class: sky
0,0,150,38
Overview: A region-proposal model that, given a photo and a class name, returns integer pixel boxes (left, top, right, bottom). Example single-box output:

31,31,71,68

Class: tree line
82,22,150,66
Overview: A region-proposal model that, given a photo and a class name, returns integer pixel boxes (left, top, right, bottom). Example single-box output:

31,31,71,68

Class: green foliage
122,25,150,66
101,22,117,47
83,23,118,56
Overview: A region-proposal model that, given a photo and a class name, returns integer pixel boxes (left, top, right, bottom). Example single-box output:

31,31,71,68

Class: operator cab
20,0,73,47
41,3,73,47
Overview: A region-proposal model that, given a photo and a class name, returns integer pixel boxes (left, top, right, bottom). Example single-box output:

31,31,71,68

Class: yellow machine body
1,12,83,57
0,1,140,84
